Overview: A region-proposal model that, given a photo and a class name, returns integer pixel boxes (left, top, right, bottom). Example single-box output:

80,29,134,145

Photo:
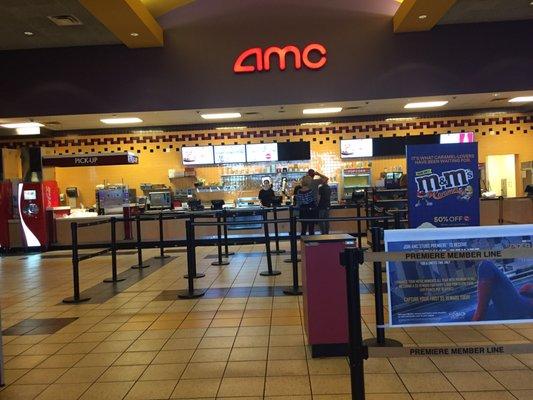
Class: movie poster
407,143,479,228
385,225,533,327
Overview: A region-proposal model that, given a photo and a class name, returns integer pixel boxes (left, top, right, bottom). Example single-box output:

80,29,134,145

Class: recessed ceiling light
418,14,428,20
508,96,533,103
385,117,417,122
1,122,44,128
130,32,139,37
200,113,242,120
300,121,332,126
16,126,40,135
24,31,34,36
302,107,343,115
215,126,247,130
404,101,448,109
100,117,143,124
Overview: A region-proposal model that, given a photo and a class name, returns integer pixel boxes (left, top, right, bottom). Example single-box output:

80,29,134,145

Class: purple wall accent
0,1,532,118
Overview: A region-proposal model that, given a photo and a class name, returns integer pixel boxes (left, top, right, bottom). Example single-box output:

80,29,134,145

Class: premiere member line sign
364,247,533,263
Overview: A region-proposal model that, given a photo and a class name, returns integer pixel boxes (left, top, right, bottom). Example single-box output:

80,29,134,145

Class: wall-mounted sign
42,152,139,167
234,43,327,73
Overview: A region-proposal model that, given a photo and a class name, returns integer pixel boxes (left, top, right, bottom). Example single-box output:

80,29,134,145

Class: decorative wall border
0,114,531,151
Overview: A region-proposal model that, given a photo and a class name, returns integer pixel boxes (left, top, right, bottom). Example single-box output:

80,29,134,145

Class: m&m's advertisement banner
407,143,479,228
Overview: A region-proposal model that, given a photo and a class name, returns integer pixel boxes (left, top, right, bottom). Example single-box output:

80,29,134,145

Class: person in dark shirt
258,179,275,207
318,178,332,234
297,176,318,235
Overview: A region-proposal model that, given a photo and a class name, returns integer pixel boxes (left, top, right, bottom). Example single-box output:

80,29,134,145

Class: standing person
318,178,332,234
307,169,328,203
258,179,274,207
296,176,318,235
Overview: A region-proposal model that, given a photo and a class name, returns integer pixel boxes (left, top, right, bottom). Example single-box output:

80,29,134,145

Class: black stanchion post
340,246,367,400
155,212,170,259
260,209,281,276
104,217,126,283
498,196,504,225
356,204,363,249
394,211,401,230
132,214,150,269
63,222,91,303
271,206,285,255
283,207,302,295
284,206,301,263
222,208,234,257
363,227,402,348
184,215,205,279
178,219,206,299
212,213,230,266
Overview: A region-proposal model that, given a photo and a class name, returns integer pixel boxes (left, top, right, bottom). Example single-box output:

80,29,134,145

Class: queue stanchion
363,227,402,348
271,206,285,255
222,208,234,257
104,217,126,283
284,206,301,263
340,246,367,400
178,219,206,299
283,207,302,295
155,212,170,259
356,203,363,249
393,211,401,230
0,308,4,387
212,213,230,266
260,209,281,276
63,222,91,303
184,215,205,279
131,215,150,269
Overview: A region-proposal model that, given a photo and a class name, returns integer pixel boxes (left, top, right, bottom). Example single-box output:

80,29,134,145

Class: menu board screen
340,139,373,158
440,132,475,144
246,143,278,162
214,145,246,164
182,146,214,165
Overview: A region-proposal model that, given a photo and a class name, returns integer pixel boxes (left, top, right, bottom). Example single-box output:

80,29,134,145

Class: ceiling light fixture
302,107,343,115
1,122,44,129
404,101,448,109
24,31,34,36
16,126,40,135
215,126,247,130
200,112,242,120
418,14,428,20
508,96,533,103
100,117,143,124
385,117,417,122
130,32,139,37
300,121,332,126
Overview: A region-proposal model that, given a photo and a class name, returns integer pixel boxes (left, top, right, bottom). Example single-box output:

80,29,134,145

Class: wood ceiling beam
140,0,195,18
393,0,457,33
79,0,163,48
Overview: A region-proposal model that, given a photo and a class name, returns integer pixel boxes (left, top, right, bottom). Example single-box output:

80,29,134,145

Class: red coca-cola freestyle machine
17,181,59,249
0,181,13,250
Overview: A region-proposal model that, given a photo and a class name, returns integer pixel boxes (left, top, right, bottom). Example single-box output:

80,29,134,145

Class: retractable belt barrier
340,245,533,400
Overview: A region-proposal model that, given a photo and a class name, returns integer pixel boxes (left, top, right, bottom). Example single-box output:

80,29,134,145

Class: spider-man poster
407,143,479,228
385,225,533,327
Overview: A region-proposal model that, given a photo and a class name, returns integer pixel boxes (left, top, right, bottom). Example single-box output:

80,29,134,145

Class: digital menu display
340,139,373,158
214,145,246,164
440,132,475,144
181,146,214,165
246,143,278,162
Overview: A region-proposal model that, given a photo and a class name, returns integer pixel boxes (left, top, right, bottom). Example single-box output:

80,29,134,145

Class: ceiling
0,91,531,135
439,0,533,25
0,0,120,50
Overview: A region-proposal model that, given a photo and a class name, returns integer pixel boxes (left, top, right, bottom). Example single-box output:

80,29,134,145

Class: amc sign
234,43,327,73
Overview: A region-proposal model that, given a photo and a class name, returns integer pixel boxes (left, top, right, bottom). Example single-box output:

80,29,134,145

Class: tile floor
1,242,532,399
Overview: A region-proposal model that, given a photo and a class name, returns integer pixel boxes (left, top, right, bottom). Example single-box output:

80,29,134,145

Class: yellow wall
1,113,532,205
